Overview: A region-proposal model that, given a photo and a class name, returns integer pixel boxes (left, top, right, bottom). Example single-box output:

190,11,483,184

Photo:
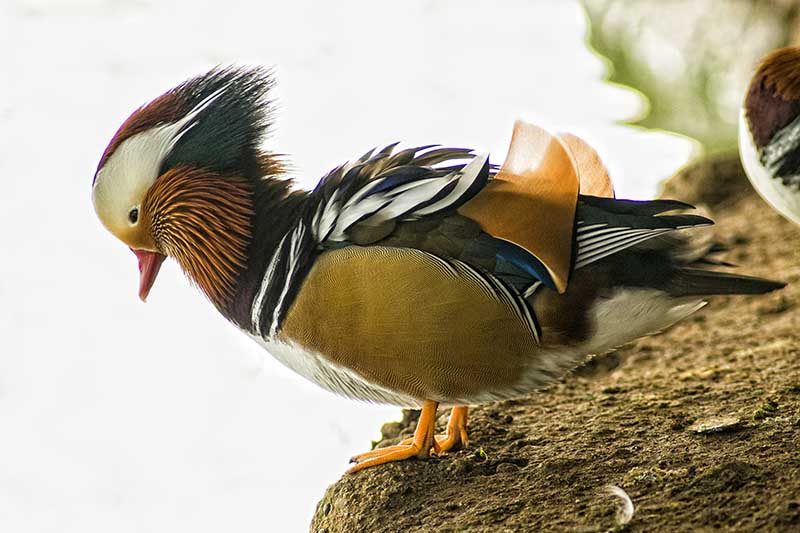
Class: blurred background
0,0,795,531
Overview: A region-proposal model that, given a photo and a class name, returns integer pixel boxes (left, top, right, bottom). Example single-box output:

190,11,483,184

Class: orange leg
348,405,471,473
397,406,469,452
437,406,469,452
347,400,438,474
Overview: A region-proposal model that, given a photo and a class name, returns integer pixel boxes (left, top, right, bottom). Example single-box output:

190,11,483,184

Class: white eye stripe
92,84,230,234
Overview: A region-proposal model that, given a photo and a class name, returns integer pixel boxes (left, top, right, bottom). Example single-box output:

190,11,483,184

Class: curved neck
221,176,311,329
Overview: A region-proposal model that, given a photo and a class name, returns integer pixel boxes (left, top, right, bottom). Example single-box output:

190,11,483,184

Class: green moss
753,398,779,420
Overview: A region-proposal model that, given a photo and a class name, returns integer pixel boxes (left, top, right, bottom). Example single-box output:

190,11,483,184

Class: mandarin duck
93,67,784,473
741,46,800,225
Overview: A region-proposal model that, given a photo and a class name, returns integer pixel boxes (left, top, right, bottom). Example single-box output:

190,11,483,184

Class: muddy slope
311,155,800,532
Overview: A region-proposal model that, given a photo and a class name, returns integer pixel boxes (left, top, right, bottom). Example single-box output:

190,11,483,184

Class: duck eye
128,207,139,224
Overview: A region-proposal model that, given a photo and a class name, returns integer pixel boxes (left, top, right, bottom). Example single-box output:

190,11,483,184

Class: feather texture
91,68,786,412
311,146,490,244
459,121,580,293
573,197,712,270
143,166,253,308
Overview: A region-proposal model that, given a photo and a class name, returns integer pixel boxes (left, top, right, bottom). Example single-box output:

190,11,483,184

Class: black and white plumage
91,66,785,473
245,144,494,338
240,140,718,343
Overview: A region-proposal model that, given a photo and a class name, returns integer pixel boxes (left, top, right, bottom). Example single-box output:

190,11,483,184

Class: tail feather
574,196,713,270
664,268,786,297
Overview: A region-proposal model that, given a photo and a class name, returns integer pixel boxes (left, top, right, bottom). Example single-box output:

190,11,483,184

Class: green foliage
582,0,797,153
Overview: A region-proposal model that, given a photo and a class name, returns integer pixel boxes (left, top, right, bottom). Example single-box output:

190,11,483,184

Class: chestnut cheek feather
141,166,254,308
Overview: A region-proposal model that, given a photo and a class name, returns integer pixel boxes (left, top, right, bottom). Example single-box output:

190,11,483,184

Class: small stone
688,415,743,434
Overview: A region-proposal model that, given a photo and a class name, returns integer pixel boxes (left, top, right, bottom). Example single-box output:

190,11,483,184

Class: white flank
250,335,421,406
505,289,705,403
248,287,705,407
739,109,800,225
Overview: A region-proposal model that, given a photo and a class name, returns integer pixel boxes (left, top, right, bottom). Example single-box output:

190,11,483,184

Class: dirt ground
310,155,800,532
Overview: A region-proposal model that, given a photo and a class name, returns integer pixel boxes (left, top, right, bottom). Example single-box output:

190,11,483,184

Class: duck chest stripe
269,224,307,337
250,231,291,336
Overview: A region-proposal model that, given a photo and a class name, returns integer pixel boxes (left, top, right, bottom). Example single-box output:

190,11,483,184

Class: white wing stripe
329,195,390,241
342,176,388,210
361,178,456,225
313,152,488,244
576,226,631,242
575,229,671,268
413,153,489,216
577,228,654,254
576,223,607,232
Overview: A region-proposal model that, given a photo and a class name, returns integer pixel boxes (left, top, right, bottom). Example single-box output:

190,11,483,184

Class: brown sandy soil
311,155,800,532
